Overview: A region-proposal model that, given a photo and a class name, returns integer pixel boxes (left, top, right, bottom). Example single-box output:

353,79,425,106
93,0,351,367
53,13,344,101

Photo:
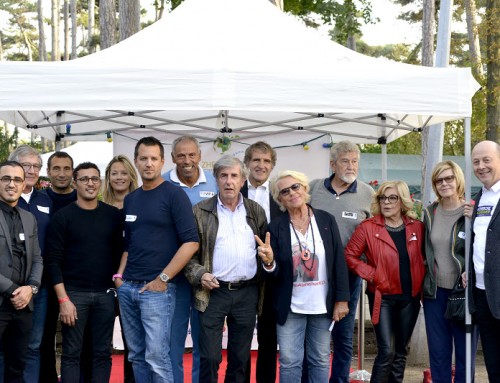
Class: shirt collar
324,173,358,195
217,193,244,210
170,165,207,188
483,179,500,193
0,200,17,215
247,179,270,191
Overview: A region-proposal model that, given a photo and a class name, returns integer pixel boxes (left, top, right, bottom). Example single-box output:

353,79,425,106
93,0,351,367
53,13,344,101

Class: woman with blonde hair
345,180,425,383
102,155,138,209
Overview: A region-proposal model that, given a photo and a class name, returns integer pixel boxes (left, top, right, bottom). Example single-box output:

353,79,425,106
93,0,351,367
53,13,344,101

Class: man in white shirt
185,156,268,383
468,140,500,381
241,141,281,383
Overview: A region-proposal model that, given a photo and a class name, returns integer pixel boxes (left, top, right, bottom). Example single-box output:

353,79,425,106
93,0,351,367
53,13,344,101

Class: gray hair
270,170,311,211
330,140,360,162
213,156,247,179
171,136,201,154
9,145,42,166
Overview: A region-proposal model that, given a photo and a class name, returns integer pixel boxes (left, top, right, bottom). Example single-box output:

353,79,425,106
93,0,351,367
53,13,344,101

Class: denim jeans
23,286,48,382
170,276,200,383
277,311,331,383
118,280,176,383
423,287,478,383
60,289,115,383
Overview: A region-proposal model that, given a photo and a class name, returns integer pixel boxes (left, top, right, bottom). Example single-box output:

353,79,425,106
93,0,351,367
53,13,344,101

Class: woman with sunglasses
345,180,425,383
260,170,349,382
422,161,478,383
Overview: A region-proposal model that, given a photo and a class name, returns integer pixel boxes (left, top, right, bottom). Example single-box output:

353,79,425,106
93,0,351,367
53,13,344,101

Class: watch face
160,273,169,282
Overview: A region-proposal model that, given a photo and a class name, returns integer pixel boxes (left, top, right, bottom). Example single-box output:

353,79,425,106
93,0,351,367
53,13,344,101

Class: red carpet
111,350,257,382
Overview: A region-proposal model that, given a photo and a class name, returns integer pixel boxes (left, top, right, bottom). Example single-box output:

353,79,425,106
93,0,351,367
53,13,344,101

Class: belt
217,279,257,291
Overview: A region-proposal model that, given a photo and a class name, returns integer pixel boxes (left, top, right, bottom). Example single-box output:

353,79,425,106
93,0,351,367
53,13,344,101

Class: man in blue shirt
115,136,199,382
163,136,216,383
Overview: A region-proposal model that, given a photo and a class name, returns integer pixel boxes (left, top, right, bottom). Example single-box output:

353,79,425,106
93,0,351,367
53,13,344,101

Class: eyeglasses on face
76,176,101,184
20,163,42,172
378,194,399,203
0,176,24,185
279,183,302,196
435,175,455,186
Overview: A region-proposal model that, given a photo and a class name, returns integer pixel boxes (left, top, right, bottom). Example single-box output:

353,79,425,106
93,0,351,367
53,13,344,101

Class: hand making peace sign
255,232,274,266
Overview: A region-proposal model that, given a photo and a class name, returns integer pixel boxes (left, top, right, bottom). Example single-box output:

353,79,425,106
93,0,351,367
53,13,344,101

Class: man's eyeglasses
0,176,24,186
76,176,101,184
378,195,399,203
20,163,42,172
279,183,302,196
435,175,455,186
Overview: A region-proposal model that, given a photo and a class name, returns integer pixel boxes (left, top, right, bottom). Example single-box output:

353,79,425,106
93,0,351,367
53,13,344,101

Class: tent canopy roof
0,0,480,146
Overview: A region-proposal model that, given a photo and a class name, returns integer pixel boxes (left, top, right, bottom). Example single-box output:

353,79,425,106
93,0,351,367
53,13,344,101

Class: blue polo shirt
163,166,217,205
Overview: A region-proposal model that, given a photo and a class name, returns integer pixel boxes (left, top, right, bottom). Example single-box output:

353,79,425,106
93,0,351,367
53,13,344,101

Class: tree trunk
88,0,95,53
268,0,284,11
51,0,60,61
485,0,499,142
421,0,435,67
38,0,48,61
71,0,77,59
0,32,3,61
100,0,116,50
464,0,484,80
119,0,140,41
63,0,69,60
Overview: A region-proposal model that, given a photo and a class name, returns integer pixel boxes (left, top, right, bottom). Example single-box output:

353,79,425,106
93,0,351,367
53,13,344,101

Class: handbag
444,276,465,321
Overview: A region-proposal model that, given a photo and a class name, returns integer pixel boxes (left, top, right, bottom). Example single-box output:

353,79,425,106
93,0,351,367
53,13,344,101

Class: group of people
0,135,498,383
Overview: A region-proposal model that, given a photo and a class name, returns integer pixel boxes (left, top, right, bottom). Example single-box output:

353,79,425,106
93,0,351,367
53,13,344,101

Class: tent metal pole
464,117,472,383
349,280,371,381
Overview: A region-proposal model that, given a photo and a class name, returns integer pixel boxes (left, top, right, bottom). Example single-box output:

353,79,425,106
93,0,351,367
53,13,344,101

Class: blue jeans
61,289,115,383
423,287,478,383
23,286,48,382
277,312,331,383
118,280,176,383
170,276,200,383
330,273,361,383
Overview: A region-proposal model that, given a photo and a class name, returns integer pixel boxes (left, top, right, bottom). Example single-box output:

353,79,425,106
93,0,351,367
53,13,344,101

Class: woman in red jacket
345,180,425,383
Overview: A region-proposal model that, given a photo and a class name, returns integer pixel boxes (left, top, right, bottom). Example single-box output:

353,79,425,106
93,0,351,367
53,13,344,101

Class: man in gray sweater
307,140,374,383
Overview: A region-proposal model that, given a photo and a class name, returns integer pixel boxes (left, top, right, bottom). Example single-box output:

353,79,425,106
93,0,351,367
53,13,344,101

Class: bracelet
264,260,274,268
112,273,123,282
58,296,70,304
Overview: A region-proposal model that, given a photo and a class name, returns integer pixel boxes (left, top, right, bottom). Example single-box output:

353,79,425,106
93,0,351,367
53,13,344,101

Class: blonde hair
270,170,310,211
371,180,417,219
102,155,138,205
431,160,465,203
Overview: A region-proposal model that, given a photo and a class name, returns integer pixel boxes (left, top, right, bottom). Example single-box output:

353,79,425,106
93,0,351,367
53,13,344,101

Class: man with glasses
0,160,43,382
40,151,77,383
45,162,123,383
7,146,52,382
307,140,373,383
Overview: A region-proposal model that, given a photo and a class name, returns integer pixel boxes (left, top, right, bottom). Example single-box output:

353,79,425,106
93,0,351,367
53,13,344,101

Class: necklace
290,206,316,270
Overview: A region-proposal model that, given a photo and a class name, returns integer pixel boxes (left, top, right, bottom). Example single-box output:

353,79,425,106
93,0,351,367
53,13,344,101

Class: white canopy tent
0,0,479,150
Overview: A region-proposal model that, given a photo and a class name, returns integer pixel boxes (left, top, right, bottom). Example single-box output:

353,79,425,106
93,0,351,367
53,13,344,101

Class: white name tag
458,231,466,239
342,211,357,220
36,205,50,214
125,215,137,222
200,191,215,198
19,233,25,241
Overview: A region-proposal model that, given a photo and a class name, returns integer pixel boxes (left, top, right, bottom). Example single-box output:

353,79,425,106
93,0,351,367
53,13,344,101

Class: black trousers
39,288,59,383
474,287,500,382
0,302,33,383
199,284,258,383
368,294,420,383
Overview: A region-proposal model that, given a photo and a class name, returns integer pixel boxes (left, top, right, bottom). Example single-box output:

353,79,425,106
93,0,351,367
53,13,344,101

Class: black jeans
368,294,420,383
60,290,115,383
199,284,258,383
474,287,500,382
0,302,33,383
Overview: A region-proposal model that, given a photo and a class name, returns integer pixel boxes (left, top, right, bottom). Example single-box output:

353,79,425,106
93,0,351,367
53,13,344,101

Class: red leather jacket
345,214,425,324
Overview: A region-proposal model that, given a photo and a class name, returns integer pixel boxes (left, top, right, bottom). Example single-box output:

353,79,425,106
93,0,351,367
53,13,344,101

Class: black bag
444,276,465,321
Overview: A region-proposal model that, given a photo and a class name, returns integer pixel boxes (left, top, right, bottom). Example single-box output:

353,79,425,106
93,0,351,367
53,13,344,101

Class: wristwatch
159,273,170,283
30,285,39,295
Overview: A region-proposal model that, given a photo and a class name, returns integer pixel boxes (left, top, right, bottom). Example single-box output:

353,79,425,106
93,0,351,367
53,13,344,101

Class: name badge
125,215,137,222
19,233,25,241
342,211,357,220
36,205,50,214
476,205,493,217
458,231,466,239
200,191,215,198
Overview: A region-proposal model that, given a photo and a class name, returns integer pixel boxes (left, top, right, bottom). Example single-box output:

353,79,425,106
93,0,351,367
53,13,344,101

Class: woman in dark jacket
257,170,349,383
345,180,424,383
422,160,478,383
